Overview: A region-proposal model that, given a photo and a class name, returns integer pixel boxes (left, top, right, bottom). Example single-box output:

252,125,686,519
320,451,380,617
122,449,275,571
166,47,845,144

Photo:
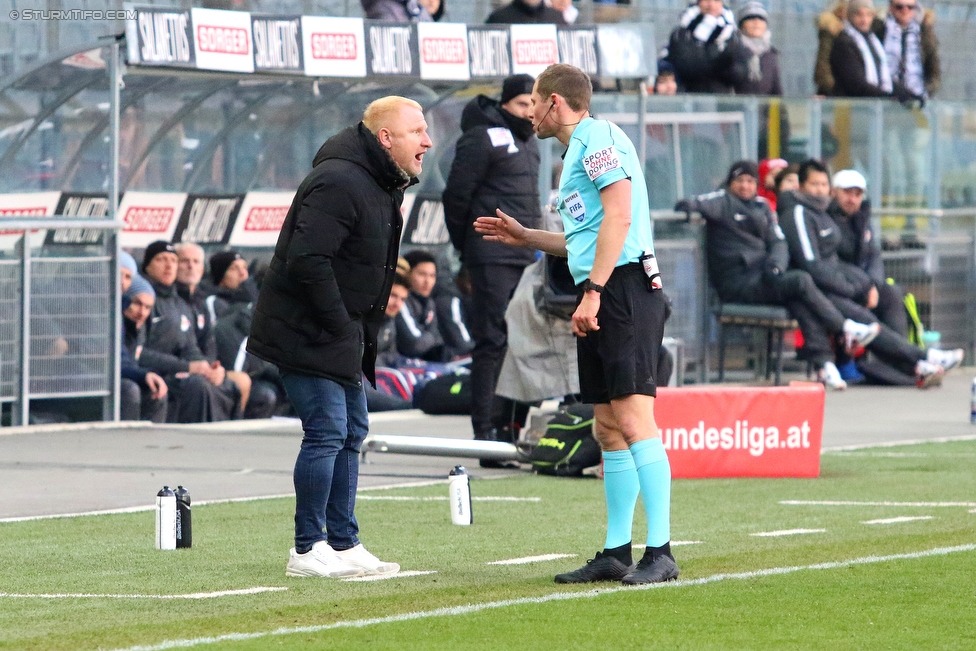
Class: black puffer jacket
248,123,407,386
778,190,875,302
827,198,885,285
443,95,540,267
675,189,787,301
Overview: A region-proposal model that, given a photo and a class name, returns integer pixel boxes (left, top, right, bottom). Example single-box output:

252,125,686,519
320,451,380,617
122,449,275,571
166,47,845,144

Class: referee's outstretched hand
473,209,527,247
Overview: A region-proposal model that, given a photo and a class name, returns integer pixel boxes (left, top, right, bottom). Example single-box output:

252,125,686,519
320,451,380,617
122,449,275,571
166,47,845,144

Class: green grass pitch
1,439,975,650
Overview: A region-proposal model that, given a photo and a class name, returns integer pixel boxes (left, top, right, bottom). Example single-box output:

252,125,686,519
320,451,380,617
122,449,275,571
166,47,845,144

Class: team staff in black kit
443,74,542,451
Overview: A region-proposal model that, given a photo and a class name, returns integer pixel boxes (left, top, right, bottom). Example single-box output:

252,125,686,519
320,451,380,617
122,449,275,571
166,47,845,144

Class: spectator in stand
396,250,447,362
675,160,881,390
662,0,739,94
421,0,445,20
874,0,940,99
731,1,783,96
140,241,242,422
653,62,678,95
176,242,252,413
121,276,168,422
486,0,567,25
208,250,282,419
547,0,578,24
369,274,415,412
758,158,789,211
443,72,541,446
361,0,433,21
814,0,848,95
778,159,961,388
830,0,922,102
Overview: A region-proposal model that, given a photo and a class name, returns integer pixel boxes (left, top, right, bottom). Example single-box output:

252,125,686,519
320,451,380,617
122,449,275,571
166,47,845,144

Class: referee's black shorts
576,262,667,404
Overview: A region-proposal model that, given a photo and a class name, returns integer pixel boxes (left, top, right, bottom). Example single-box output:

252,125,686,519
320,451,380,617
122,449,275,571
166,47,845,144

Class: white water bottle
448,466,472,526
155,486,177,550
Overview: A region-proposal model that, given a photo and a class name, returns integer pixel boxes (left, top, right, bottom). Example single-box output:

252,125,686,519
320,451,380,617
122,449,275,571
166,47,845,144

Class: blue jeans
281,372,368,554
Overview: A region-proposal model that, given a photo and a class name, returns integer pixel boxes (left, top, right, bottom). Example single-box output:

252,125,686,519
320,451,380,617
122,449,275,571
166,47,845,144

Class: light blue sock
630,438,672,548
602,449,640,549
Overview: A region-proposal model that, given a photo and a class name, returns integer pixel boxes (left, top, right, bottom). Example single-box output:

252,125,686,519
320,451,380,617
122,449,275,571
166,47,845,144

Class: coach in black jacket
248,97,431,578
676,160,853,374
443,74,541,445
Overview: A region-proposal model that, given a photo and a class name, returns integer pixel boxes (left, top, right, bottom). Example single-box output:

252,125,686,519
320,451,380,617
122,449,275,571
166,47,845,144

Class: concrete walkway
1,369,973,519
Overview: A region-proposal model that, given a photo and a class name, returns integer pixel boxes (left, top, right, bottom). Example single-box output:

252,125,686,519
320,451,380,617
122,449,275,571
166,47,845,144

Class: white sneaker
818,361,847,391
333,544,400,577
286,541,365,578
915,360,945,389
927,348,964,373
843,319,881,352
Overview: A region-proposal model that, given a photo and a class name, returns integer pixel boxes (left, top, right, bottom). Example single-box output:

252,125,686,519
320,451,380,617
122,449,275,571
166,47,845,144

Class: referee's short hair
535,64,592,112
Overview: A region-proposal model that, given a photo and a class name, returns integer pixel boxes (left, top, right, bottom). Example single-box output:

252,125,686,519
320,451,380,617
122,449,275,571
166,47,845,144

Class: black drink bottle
175,485,192,549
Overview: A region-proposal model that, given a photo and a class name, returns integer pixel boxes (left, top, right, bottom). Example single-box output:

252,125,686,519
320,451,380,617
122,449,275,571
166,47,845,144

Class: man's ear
376,127,394,149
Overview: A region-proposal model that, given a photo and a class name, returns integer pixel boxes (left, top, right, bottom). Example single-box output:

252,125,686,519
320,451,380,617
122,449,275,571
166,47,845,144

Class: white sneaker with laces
818,361,847,391
927,348,964,373
333,544,400,577
915,360,945,389
286,541,365,578
842,319,881,352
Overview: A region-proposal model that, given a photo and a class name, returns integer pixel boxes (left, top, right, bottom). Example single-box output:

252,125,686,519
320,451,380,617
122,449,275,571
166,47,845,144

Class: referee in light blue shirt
475,63,677,586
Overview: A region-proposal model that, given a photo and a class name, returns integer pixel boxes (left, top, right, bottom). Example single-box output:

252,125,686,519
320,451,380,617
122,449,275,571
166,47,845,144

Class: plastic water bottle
155,486,177,550
448,466,472,526
970,377,976,424
175,485,192,549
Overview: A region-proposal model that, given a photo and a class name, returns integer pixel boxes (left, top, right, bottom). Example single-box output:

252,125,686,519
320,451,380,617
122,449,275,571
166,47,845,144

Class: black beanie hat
210,250,242,285
726,160,760,186
501,74,535,104
142,240,176,271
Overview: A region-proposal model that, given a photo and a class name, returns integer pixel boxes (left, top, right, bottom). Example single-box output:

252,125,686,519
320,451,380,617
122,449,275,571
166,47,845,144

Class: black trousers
720,269,844,366
467,263,527,438
874,281,908,337
165,374,240,423
120,378,167,422
827,294,924,376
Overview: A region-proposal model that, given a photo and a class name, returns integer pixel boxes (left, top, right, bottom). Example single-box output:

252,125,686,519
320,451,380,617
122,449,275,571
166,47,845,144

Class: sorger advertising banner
655,384,825,479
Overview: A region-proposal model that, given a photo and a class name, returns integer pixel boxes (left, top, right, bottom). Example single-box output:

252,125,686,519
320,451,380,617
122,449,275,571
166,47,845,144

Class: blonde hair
363,96,424,134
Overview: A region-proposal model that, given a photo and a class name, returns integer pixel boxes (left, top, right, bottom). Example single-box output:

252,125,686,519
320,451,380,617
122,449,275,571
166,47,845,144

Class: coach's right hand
474,209,527,247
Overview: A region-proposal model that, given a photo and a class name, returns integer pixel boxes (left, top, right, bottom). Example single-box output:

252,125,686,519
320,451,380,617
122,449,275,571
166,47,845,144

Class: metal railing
0,218,122,425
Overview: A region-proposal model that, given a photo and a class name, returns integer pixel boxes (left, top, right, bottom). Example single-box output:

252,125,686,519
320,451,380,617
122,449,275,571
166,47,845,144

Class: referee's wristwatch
582,279,605,295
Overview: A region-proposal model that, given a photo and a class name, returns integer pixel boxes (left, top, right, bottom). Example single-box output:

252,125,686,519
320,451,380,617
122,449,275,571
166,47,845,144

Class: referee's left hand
572,292,600,337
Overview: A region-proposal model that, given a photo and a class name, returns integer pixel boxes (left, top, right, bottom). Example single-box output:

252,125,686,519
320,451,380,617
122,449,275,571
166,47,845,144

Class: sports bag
529,403,601,477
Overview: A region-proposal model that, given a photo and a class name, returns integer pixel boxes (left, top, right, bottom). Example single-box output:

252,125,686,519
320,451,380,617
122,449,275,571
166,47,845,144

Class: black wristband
583,279,605,294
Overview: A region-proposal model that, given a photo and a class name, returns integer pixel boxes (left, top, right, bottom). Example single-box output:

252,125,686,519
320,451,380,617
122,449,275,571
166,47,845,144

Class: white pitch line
488,554,576,566
862,516,934,525
0,587,287,600
751,528,826,537
111,544,976,651
781,500,976,508
343,571,437,583
356,496,540,502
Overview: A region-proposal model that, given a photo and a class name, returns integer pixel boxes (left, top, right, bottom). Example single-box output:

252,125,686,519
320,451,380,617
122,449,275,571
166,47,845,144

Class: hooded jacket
778,190,875,302
248,123,407,386
827,198,885,284
675,189,787,301
443,95,541,267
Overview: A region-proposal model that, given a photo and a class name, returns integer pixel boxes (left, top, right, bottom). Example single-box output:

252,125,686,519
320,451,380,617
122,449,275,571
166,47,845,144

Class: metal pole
809,98,822,160
638,80,648,193
869,101,884,210
107,39,122,422
18,235,31,426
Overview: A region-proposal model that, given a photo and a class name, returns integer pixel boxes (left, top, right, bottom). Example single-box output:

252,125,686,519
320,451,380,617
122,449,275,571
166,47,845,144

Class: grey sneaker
621,552,679,585
554,551,634,584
